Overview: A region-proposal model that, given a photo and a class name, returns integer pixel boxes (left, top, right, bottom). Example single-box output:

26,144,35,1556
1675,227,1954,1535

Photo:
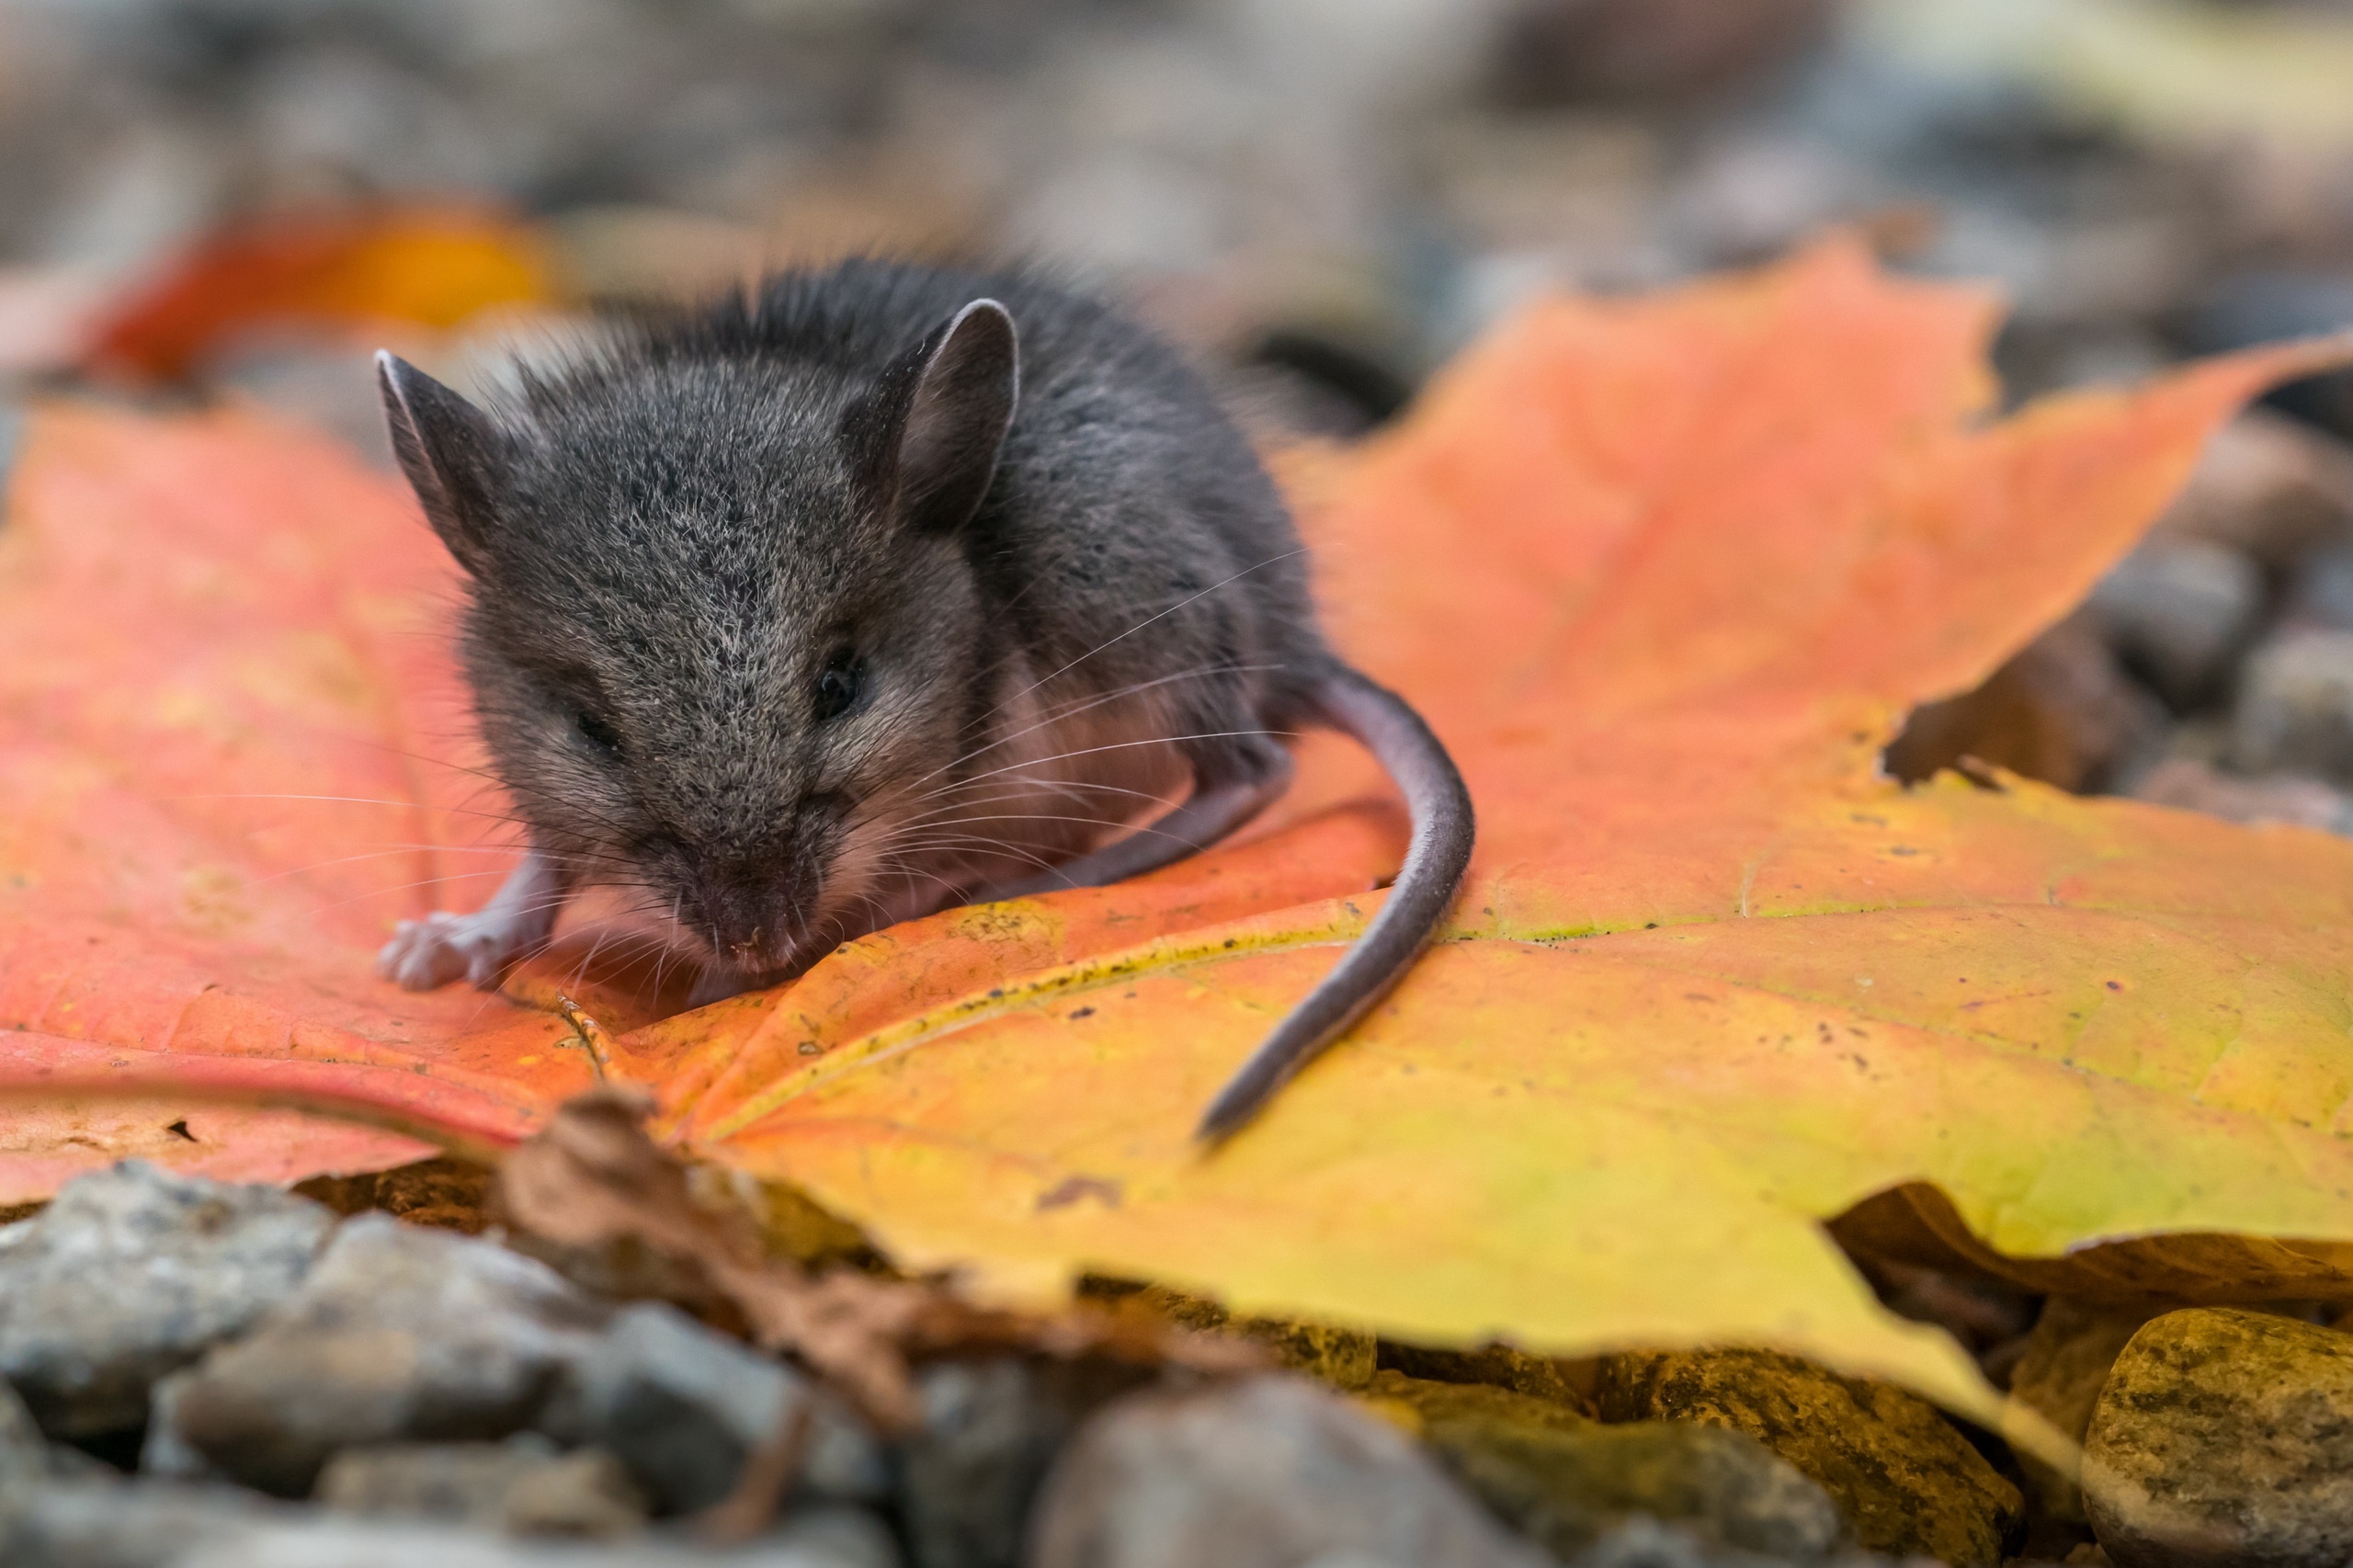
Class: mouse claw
375,911,520,993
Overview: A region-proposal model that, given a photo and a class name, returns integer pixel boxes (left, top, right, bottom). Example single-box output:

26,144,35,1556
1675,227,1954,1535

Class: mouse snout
688,861,805,972
683,797,851,973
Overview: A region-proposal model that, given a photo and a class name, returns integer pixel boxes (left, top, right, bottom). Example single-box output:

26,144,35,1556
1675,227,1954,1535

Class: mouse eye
575,710,624,757
813,649,864,722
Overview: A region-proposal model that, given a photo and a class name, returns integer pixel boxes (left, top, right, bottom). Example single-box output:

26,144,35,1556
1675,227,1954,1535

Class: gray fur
375,257,1472,1138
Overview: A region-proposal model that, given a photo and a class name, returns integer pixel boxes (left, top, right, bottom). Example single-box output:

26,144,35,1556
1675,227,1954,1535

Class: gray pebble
900,1357,1148,1568
539,1301,884,1516
2231,628,2353,778
2090,541,2262,710
0,1476,287,1568
0,1162,334,1438
0,1475,896,1568
1028,1374,1550,1568
158,1213,609,1496
315,1437,648,1538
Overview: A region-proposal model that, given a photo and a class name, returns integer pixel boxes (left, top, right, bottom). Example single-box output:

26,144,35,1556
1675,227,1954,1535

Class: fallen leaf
1,239,2348,1447
493,1088,1264,1434
81,206,555,383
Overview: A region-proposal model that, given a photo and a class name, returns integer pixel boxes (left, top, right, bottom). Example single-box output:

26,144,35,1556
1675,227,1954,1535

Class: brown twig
690,1398,813,1543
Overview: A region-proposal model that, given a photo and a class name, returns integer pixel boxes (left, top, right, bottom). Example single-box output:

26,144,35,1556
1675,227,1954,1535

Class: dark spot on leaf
2107,979,2122,991
1069,1006,1095,1020
1035,1175,1122,1212
165,1119,196,1142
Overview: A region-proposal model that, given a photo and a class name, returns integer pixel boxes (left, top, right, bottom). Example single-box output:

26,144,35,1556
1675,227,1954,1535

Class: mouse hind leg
972,739,1293,900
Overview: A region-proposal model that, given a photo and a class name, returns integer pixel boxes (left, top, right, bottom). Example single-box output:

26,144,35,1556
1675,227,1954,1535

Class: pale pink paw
375,910,522,992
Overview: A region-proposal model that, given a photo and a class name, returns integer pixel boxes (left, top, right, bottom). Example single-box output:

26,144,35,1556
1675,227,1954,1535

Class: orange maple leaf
3,238,2347,1432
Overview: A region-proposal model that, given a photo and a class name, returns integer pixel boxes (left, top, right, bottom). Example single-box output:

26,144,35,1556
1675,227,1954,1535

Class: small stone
2090,542,2263,710
2006,1301,2159,1523
1426,1410,1847,1562
2129,757,2353,835
900,1358,1147,1568
1,1476,897,1567
1028,1374,1550,1568
1558,1513,1838,1567
0,1161,333,1438
2144,409,2353,568
2231,628,2353,778
0,1375,40,1458
294,1158,496,1235
314,1437,647,1538
1128,1286,1377,1390
0,1476,286,1568
1596,1347,2023,1565
1359,1369,1591,1434
161,1213,609,1496
539,1301,883,1515
2083,1307,2353,1568
0,1376,85,1491
2289,543,2353,631
1380,1342,1586,1407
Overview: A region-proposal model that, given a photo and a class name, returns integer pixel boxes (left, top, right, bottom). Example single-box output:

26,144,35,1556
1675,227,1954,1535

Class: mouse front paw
375,910,524,992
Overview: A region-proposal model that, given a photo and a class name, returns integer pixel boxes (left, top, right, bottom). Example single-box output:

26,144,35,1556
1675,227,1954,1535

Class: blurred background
6,0,2353,825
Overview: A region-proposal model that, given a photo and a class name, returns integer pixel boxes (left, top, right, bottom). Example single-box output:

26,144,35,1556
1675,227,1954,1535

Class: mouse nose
691,855,812,974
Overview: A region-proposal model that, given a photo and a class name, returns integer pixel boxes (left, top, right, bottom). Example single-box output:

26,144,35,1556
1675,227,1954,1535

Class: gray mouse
371,257,1472,1140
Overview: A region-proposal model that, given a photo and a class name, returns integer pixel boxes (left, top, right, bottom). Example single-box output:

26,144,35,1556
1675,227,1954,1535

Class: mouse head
377,297,1019,982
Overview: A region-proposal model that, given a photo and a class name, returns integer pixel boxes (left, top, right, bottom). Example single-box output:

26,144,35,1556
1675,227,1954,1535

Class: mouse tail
1194,663,1475,1143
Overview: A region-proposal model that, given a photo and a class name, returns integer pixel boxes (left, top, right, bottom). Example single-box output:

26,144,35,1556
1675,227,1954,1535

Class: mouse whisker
887,659,1284,804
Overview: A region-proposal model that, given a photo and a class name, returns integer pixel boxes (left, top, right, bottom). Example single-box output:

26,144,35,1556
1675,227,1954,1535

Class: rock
2129,757,2353,835
539,1301,884,1516
0,1476,286,1568
2083,1307,2353,1568
160,1213,609,1496
1424,1410,1847,1562
1028,1373,1550,1568
1359,1369,1591,1434
2006,1301,2161,1523
1490,0,1836,106
1,1376,43,1479
0,1161,333,1438
1557,1514,1841,1567
2231,628,2353,778
2146,410,2353,568
1379,1342,1586,1407
314,1437,647,1538
1884,614,2165,794
2089,543,2263,710
1129,1286,1377,1389
140,1368,217,1479
2290,543,2353,631
899,1358,1147,1568
1596,1347,2023,1564
0,1476,896,1567
294,1159,497,1234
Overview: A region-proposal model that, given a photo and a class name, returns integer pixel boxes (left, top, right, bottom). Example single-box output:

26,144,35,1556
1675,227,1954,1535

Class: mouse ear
852,299,1019,536
376,351,504,576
